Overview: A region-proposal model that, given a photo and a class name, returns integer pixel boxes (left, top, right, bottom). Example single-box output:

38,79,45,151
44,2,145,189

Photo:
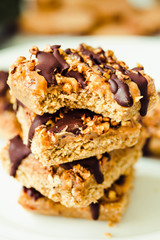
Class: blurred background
0,0,160,48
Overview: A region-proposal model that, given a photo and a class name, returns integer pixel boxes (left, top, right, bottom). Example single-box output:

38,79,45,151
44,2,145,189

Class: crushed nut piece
108,221,115,227
108,190,117,200
16,56,26,64
104,232,112,239
62,83,72,94
29,46,39,55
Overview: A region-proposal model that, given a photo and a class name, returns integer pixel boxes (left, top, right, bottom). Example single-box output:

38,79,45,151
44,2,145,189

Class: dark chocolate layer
28,108,98,145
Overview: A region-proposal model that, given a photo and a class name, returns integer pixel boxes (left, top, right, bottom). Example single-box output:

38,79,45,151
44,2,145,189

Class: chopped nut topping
29,46,39,55
62,83,72,94
104,233,112,239
108,190,117,200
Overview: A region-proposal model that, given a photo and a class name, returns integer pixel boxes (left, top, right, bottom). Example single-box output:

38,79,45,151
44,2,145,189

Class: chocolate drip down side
115,175,126,185
125,69,149,116
9,135,31,177
142,137,151,156
23,187,43,201
0,71,9,96
109,74,133,107
117,65,149,116
89,202,100,220
60,155,106,184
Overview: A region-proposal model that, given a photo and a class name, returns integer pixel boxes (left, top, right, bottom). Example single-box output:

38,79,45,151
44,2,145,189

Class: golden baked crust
0,136,143,208
17,105,141,165
18,169,134,222
8,44,158,121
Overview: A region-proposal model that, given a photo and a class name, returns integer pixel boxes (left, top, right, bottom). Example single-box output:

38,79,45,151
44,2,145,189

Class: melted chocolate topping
35,45,69,85
115,175,126,185
117,65,149,116
64,70,85,88
125,69,149,116
79,44,105,65
9,135,31,177
142,137,151,156
15,99,25,113
65,48,84,62
60,155,105,184
0,71,9,96
3,102,13,111
51,45,69,71
109,74,133,107
28,113,51,146
103,152,111,161
89,202,100,220
64,48,72,54
23,187,43,201
73,53,84,62
131,67,144,71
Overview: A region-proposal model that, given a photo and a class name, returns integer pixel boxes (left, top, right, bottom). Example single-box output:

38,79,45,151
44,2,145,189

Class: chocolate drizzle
125,69,149,116
65,48,84,62
89,202,100,220
109,74,133,107
35,45,69,85
131,67,144,71
15,99,25,113
60,155,105,184
64,70,85,88
115,175,126,185
0,71,9,96
9,135,31,177
79,44,106,65
142,137,151,156
2,102,13,111
28,113,51,146
117,65,149,116
23,187,43,201
64,48,72,54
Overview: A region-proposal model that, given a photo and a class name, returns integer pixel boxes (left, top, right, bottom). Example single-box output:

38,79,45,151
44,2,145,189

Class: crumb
104,232,112,239
108,221,115,227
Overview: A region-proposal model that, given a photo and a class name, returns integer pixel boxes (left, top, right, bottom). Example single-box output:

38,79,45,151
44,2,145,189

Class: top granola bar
8,43,158,122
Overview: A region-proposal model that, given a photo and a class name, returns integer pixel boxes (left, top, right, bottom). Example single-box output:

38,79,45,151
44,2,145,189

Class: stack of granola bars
0,44,158,222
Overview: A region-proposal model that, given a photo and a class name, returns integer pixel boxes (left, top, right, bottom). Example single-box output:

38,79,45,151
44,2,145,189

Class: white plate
0,36,160,240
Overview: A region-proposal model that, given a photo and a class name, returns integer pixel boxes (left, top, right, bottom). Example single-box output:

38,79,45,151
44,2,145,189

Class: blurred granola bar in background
19,0,160,35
